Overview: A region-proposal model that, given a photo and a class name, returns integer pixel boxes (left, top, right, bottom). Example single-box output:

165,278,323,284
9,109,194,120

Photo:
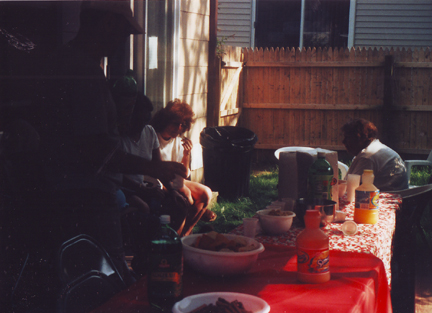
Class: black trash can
200,126,258,200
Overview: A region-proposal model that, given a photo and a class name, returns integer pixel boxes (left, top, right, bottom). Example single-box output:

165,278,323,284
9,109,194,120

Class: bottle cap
160,215,170,224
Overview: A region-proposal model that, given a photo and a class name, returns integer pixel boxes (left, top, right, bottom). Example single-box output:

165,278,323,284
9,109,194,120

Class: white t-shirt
347,139,408,191
121,125,159,184
158,135,183,163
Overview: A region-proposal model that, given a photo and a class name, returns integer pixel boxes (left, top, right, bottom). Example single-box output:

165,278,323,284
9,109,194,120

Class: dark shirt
38,41,121,194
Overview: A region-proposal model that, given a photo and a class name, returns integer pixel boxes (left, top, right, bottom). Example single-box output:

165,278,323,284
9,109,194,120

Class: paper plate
172,292,270,313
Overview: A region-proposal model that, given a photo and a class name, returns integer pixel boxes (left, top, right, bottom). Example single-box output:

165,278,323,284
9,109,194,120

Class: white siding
217,0,255,48
354,0,432,48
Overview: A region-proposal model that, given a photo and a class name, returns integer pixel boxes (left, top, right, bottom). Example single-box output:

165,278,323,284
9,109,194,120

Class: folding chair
391,184,432,313
56,234,126,313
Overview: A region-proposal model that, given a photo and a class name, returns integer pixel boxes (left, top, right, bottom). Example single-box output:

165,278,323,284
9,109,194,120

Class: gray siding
354,0,432,48
217,0,254,48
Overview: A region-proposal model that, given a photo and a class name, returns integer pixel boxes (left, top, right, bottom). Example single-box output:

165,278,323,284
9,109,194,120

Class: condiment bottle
354,169,380,224
296,210,330,283
307,152,334,204
147,215,183,311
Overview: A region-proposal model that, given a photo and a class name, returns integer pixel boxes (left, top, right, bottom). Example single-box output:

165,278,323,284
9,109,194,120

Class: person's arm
347,157,374,176
181,137,192,178
76,134,187,186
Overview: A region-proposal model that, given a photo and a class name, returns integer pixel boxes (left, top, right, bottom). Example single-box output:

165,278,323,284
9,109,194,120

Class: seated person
341,118,408,191
150,99,216,236
120,95,211,237
118,93,159,215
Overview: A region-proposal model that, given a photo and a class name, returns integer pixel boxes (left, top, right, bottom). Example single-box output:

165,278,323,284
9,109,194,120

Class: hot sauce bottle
296,210,330,283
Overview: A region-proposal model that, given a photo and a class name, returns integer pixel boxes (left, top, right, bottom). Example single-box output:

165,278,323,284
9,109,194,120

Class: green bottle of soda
307,152,334,204
147,215,183,311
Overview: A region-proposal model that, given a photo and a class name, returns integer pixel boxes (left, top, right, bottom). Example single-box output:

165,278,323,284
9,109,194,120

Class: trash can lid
200,126,258,149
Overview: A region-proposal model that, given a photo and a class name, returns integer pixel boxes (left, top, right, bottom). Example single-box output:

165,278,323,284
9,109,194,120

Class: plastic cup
243,217,259,238
341,220,358,236
346,174,361,202
338,180,347,198
281,198,296,211
334,210,347,222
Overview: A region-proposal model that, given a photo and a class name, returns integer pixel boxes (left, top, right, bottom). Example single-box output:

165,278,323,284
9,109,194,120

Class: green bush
410,166,432,186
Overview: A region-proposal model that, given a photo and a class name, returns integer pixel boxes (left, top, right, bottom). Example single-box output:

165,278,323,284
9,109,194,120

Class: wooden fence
218,46,432,155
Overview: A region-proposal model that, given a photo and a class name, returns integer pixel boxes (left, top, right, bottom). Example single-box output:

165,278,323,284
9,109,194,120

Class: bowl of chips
181,232,265,276
257,208,296,235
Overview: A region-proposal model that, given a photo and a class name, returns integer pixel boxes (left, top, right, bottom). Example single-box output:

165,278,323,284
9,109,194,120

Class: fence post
207,0,221,127
382,54,394,147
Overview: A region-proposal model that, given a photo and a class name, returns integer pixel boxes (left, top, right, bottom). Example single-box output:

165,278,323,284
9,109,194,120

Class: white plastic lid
341,220,358,236
160,215,170,224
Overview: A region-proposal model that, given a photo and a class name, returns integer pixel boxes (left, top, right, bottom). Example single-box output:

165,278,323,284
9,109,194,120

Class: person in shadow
341,118,408,191
32,0,187,287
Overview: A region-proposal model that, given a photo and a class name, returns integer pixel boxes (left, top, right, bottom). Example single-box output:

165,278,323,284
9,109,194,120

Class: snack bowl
181,233,265,276
257,208,296,235
173,292,270,313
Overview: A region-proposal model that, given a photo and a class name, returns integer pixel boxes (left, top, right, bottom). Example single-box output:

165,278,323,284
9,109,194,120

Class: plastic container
307,152,334,203
148,215,183,311
354,170,380,224
296,210,330,283
200,126,257,200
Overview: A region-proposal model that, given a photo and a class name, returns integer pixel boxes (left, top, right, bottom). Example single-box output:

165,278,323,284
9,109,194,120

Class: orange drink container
296,210,330,283
354,169,380,224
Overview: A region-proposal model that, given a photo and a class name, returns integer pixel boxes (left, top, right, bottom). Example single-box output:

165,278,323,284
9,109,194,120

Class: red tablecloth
231,193,402,286
92,245,392,313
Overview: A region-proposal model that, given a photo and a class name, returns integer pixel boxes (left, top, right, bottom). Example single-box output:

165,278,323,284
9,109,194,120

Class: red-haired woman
341,118,408,191
150,99,216,236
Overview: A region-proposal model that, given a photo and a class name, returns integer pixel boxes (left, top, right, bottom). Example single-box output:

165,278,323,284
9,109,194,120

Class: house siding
178,0,210,178
217,0,255,48
354,0,432,48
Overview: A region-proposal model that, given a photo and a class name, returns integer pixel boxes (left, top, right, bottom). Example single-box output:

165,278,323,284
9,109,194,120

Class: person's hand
137,183,165,201
152,161,187,187
181,137,193,156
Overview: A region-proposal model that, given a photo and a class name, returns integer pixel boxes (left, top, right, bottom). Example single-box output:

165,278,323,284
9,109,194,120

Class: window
255,0,350,49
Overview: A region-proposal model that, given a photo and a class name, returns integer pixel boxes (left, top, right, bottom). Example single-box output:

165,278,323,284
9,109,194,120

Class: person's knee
197,184,212,205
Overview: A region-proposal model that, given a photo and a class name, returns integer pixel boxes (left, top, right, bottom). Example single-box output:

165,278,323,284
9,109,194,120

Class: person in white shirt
150,99,216,236
342,118,408,191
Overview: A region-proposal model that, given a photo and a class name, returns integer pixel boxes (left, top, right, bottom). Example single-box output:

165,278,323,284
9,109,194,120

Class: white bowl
173,292,270,313
257,208,296,235
181,234,265,276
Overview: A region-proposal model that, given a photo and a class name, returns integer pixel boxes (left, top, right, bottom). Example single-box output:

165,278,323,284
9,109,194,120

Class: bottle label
297,247,330,274
309,174,335,201
148,252,183,298
355,190,380,210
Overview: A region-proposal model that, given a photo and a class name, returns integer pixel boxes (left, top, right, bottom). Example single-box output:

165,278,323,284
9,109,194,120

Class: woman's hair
341,118,378,142
150,98,196,134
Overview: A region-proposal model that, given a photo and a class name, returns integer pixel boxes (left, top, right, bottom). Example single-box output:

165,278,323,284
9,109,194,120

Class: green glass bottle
307,152,334,204
112,69,137,97
147,215,183,311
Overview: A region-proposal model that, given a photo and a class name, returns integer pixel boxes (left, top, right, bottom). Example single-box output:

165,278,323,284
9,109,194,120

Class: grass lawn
196,166,279,234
